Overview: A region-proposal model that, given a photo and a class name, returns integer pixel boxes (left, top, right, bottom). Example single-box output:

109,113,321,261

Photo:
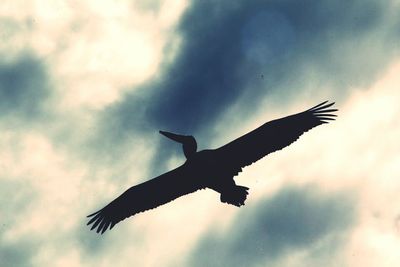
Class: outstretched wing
87,165,201,234
215,101,337,176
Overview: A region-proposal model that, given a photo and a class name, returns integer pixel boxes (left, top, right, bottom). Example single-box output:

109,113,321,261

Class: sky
1,0,400,266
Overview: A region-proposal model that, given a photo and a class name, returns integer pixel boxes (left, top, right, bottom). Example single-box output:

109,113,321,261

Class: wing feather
216,101,337,175
87,165,202,234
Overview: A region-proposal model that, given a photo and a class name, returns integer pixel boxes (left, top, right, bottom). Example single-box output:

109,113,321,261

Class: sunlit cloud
0,0,187,109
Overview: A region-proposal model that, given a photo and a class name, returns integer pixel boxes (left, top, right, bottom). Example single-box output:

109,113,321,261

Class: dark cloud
77,232,114,262
94,0,400,165
186,186,355,267
0,53,51,125
76,221,120,256
0,237,37,267
75,217,144,267
0,178,38,267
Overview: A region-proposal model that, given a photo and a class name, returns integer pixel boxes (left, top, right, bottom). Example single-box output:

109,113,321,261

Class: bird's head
159,130,197,159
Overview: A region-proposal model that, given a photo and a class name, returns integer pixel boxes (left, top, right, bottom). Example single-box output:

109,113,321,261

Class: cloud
187,186,355,267
223,59,400,267
95,0,400,173
0,53,51,124
0,177,39,267
0,0,187,110
0,2,399,267
0,236,37,267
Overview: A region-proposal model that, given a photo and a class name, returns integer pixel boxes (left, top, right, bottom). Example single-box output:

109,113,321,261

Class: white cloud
0,0,187,109
204,58,400,267
227,59,400,267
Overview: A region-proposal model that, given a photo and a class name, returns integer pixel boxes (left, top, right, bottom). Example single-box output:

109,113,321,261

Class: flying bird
87,101,337,234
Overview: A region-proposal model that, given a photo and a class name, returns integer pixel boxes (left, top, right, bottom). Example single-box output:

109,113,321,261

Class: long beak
159,131,188,144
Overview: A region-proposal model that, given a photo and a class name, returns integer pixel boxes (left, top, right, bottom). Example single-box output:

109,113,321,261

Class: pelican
87,101,337,234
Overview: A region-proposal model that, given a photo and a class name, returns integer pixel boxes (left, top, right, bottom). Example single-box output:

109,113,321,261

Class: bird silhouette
87,101,337,234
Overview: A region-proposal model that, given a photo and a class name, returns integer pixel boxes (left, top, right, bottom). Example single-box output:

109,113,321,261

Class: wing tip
87,210,120,235
303,101,338,126
308,101,338,122
308,101,337,112
87,210,100,218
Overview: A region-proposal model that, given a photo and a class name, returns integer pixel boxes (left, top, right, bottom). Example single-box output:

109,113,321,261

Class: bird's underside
87,101,337,234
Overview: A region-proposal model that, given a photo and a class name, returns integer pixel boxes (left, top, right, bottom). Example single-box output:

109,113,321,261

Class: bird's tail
220,185,249,207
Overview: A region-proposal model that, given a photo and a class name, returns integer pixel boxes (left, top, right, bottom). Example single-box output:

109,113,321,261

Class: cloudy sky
1,0,400,266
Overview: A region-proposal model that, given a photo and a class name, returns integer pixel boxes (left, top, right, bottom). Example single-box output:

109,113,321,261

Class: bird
87,101,337,234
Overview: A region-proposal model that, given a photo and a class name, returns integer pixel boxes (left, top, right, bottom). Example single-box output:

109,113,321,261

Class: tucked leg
220,185,249,207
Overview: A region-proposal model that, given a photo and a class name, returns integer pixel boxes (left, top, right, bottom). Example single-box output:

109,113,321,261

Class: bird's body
182,149,248,204
87,101,337,234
